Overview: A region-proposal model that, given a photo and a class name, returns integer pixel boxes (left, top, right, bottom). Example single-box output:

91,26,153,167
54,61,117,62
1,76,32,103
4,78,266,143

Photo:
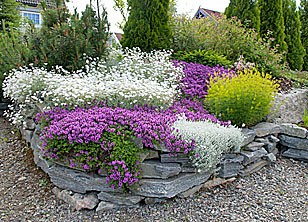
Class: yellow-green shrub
205,69,279,127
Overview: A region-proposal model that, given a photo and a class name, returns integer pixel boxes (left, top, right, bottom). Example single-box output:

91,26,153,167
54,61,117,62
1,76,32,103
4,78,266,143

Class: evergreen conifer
283,0,305,70
121,0,172,51
259,0,288,53
225,0,260,32
300,0,308,70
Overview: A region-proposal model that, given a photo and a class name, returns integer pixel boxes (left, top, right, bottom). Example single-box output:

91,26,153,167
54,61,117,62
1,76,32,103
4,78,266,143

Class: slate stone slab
178,184,203,198
279,135,308,151
133,171,212,198
96,201,118,211
138,150,159,162
20,127,34,144
98,192,144,206
219,162,243,178
266,153,277,162
141,160,182,179
48,165,115,194
153,143,169,152
244,142,265,152
240,148,268,165
282,148,308,162
280,123,308,138
160,153,190,164
239,160,268,177
251,122,281,137
241,128,256,146
53,187,99,211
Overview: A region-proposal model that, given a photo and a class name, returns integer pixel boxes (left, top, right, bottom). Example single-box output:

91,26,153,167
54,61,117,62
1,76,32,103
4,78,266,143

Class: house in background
16,0,55,28
107,32,123,47
194,6,222,21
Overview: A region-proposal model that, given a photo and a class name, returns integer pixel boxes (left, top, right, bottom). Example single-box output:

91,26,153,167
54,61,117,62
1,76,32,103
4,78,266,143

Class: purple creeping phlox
36,99,229,190
173,60,235,99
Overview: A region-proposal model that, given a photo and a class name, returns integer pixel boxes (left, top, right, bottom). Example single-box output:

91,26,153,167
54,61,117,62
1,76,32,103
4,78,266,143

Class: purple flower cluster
37,99,229,190
173,61,235,99
106,160,140,190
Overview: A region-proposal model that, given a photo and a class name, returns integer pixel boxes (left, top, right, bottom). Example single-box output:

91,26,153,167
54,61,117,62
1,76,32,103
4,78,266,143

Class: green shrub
170,15,288,77
29,1,110,72
205,69,279,127
172,50,232,67
0,28,30,100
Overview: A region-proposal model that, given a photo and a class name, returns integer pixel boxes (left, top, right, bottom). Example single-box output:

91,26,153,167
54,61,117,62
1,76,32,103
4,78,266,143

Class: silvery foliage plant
172,115,244,170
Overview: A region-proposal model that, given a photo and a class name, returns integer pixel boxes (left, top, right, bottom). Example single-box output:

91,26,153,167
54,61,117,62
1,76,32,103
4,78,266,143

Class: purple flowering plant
174,61,235,100
36,99,229,191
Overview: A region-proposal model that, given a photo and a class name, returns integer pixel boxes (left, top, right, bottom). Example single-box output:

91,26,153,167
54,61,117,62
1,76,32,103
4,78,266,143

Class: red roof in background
202,8,222,18
115,33,123,42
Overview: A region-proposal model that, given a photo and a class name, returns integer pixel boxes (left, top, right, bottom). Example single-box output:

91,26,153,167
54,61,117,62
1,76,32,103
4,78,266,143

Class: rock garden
0,0,308,220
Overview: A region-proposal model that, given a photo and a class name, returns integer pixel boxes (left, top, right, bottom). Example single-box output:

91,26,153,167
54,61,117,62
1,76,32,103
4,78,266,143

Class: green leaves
205,69,279,127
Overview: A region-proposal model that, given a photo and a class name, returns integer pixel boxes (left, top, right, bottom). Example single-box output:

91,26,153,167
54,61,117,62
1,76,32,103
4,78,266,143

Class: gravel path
0,117,307,222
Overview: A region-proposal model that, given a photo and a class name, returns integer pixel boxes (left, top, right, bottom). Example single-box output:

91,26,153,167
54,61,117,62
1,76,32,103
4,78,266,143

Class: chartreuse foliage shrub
173,50,232,67
205,69,279,127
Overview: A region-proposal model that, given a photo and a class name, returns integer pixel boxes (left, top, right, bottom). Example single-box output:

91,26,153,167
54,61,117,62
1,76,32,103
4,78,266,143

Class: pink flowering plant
36,100,229,191
173,61,235,100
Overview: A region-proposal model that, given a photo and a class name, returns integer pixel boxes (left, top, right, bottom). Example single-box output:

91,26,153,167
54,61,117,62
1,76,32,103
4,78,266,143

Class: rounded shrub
173,50,232,67
205,69,279,127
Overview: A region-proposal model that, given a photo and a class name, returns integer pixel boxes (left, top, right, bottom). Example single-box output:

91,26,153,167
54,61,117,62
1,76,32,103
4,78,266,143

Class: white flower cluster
3,48,183,125
173,118,244,170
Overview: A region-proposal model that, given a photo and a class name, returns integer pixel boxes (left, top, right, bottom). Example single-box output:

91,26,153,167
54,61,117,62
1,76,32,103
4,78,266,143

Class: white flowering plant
172,117,244,170
3,48,183,126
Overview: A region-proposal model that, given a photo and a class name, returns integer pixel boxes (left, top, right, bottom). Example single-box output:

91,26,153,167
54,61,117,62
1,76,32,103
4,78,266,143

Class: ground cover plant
173,61,235,100
205,69,279,127
3,47,245,191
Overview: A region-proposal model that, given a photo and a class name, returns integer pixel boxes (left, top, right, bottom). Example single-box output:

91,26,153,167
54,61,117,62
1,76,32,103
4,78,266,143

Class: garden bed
19,113,308,211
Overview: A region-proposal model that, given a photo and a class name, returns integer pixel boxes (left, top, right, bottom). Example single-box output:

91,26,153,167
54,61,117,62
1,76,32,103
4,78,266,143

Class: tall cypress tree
300,0,308,70
121,0,171,51
0,0,21,30
283,0,305,70
225,0,260,33
259,0,288,53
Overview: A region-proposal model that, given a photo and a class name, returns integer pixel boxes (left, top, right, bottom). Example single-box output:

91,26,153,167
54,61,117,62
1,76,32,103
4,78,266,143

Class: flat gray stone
219,155,244,178
138,149,159,162
268,135,280,143
24,118,36,130
241,128,256,146
251,122,281,137
144,197,168,204
239,160,268,177
33,149,54,173
48,165,114,194
219,162,243,178
264,142,277,153
98,192,144,206
280,123,308,138
178,184,203,198
141,160,182,179
267,89,308,124
133,171,212,198
220,154,244,164
240,148,268,165
20,128,34,144
160,153,190,164
244,142,265,151
181,162,197,173
96,201,118,211
53,188,99,211
282,148,308,161
266,153,277,162
279,135,308,151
